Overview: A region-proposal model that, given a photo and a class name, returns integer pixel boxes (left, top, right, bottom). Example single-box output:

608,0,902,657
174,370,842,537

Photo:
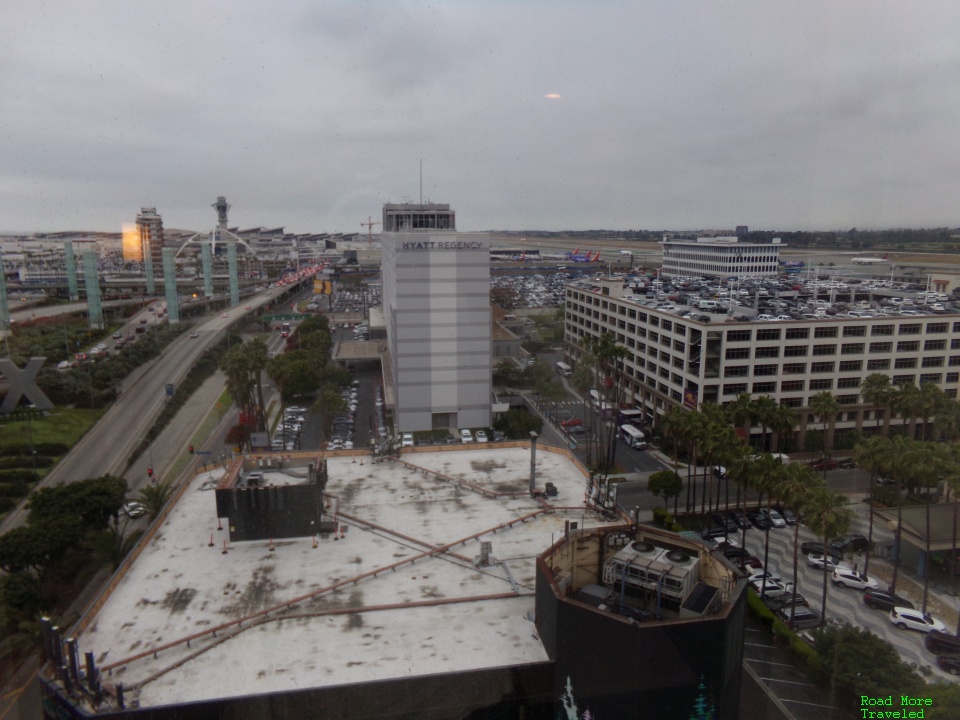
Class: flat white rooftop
78,446,617,710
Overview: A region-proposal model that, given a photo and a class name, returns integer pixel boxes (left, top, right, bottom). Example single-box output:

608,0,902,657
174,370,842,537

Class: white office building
380,203,491,433
660,237,782,279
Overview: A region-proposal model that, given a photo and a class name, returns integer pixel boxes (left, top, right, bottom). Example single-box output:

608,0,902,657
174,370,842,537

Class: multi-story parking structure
564,276,960,450
660,237,782,280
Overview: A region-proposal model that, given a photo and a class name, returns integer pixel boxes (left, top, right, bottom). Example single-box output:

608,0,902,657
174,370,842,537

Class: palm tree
804,488,854,625
136,478,177,520
768,403,798,453
855,435,894,578
724,392,756,446
892,383,922,439
915,383,946,442
752,395,779,453
775,463,823,627
861,373,894,436
809,390,840,464
750,453,786,596
934,398,960,443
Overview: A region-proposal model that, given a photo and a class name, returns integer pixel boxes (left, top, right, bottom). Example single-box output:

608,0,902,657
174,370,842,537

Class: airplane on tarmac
851,254,888,265
567,248,601,262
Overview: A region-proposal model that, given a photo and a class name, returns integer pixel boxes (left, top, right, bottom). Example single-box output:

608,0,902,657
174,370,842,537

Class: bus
556,361,572,377
620,424,647,450
617,408,644,428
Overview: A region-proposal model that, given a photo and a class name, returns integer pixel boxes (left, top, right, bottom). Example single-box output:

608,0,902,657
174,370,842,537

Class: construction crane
361,216,381,249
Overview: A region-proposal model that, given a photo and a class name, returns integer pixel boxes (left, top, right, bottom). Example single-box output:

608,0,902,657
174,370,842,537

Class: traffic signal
188,445,194,454
147,468,154,477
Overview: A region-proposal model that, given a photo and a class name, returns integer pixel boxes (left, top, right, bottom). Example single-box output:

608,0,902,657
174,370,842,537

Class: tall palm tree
892,383,922,440
809,390,840,464
915,383,946,442
934,398,960,443
855,435,895,578
804,488,854,625
752,395,779,453
861,373,894,437
724,392,756,446
766,403,798,453
751,453,786,596
676,410,704,514
776,463,823,627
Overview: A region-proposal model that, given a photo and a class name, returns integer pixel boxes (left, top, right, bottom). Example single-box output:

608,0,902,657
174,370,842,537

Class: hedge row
0,481,31,498
745,590,823,676
0,443,70,456
651,506,684,534
0,456,55,470
0,470,39,484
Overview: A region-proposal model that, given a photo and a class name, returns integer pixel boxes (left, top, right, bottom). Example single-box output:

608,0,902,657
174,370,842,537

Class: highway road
0,284,301,535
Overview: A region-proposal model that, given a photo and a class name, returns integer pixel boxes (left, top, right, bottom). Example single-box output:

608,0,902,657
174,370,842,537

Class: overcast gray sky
4,1,960,234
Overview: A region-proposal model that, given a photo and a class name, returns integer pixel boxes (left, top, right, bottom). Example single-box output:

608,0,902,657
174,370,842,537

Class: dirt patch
219,565,281,617
471,459,507,474
344,613,364,630
162,587,197,614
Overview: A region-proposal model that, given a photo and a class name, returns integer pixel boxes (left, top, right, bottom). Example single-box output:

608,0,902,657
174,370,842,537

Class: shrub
0,470,37,484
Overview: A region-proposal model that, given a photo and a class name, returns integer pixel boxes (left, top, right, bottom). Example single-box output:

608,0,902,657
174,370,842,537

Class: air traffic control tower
380,203,491,433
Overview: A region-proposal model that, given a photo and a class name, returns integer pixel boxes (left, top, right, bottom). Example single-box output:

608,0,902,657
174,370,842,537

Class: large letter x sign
0,357,54,414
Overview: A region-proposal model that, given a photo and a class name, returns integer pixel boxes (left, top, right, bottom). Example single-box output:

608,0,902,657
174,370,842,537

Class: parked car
401,433,414,447
459,429,474,443
863,588,914,612
750,579,787,598
800,541,839,560
925,630,960,655
560,417,583,429
761,507,787,528
475,430,488,443
776,606,821,629
725,509,749,529
832,568,879,591
808,457,838,471
763,593,809,612
936,654,960,676
122,502,146,518
710,512,739,533
830,533,869,553
747,509,771,530
700,525,727,540
772,505,797,526
890,607,946,633
806,553,846,571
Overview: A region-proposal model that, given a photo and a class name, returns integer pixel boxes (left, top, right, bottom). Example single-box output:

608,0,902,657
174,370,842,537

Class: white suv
401,433,414,447
460,429,474,443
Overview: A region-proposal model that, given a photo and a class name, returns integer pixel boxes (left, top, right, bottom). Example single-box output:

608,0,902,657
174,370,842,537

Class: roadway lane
0,288,297,534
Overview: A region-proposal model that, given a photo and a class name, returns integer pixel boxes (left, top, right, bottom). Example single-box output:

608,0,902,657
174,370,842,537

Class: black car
725,509,749,529
926,630,960,656
800,541,840,560
763,593,809,612
937,654,960,676
710,512,739,533
720,546,750,562
863,588,914,612
830,533,869,553
747,509,771,530
700,525,727,539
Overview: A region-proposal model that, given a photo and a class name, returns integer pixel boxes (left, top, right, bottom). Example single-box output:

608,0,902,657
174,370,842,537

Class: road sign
196,450,211,455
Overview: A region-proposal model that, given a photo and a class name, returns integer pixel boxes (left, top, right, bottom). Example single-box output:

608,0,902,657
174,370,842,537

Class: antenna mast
419,159,422,204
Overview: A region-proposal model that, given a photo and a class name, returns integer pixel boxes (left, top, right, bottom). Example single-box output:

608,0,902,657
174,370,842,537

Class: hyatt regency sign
400,240,485,250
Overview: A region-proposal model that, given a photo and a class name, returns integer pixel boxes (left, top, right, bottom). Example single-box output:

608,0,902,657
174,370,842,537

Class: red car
560,418,583,429
808,457,838,471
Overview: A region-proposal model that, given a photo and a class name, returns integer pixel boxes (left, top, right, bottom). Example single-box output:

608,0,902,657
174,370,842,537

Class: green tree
311,384,348,442
493,409,543,439
775,463,822,626
136,478,177,521
647,470,683,517
808,391,840,462
861,373,894,436
892,382,922,440
92,522,144,572
27,475,127,530
810,621,924,712
804,489,853,623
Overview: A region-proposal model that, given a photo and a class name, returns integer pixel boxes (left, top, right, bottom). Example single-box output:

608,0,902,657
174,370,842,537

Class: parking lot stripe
759,677,818,687
744,658,795,668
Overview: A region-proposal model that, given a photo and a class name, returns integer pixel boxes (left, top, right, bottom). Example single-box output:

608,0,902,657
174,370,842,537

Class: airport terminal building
660,237,783,280
380,203,491,432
